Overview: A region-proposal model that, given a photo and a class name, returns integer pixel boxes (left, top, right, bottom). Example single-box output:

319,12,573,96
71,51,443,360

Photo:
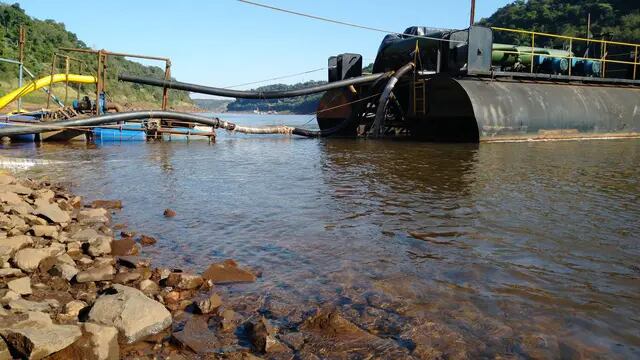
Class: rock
166,272,204,290
75,264,115,283
195,293,222,314
3,184,32,195
172,316,219,354
0,337,10,360
58,300,87,321
23,214,46,226
139,279,160,295
301,309,372,338
70,228,99,242
110,238,139,256
0,268,23,277
138,234,157,246
73,323,119,360
78,208,109,224
90,200,122,210
0,315,82,360
0,173,15,185
88,284,172,344
12,248,56,273
0,235,32,252
202,260,256,284
163,208,176,217
5,202,34,216
113,271,141,284
116,256,151,269
31,225,58,238
8,277,31,295
7,298,59,313
0,192,22,205
164,291,180,305
33,189,55,202
0,289,21,305
247,317,288,353
219,309,239,332
51,263,78,281
33,198,70,224
86,236,112,257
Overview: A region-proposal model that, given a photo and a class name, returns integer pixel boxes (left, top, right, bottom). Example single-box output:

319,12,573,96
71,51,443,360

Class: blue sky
18,0,513,96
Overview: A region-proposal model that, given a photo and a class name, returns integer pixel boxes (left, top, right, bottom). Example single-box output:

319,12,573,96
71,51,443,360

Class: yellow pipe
0,73,97,110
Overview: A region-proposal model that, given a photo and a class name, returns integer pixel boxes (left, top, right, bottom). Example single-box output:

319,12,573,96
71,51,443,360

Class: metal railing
491,27,640,80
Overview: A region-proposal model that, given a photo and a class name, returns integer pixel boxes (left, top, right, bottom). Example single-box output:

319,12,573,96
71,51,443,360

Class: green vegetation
481,0,640,44
192,98,231,113
0,2,192,109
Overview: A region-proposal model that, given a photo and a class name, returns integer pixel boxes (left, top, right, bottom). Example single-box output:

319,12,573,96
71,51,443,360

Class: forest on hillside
0,3,192,107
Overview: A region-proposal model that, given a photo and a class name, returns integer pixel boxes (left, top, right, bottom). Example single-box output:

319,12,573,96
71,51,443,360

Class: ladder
413,80,426,115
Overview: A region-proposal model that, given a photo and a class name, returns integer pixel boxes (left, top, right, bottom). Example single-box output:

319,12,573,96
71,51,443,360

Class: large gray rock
88,284,172,344
0,311,82,360
32,198,70,224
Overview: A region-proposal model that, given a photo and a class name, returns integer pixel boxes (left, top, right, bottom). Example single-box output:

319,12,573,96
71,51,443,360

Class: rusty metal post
64,56,70,105
162,60,171,111
470,0,476,26
530,33,535,73
96,50,103,115
46,54,57,109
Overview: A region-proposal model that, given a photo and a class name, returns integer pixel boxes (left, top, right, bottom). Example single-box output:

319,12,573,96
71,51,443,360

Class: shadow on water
1,132,639,358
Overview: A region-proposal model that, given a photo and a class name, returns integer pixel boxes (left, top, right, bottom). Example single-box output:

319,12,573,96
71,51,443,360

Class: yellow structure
0,73,97,110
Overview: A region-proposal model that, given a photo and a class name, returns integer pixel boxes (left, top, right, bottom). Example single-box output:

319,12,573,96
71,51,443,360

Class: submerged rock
163,208,176,218
202,260,256,284
90,200,122,210
172,316,220,354
138,234,157,246
88,284,172,344
110,238,139,256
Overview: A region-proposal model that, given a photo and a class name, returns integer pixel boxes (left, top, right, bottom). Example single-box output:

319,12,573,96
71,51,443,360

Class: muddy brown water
1,115,639,358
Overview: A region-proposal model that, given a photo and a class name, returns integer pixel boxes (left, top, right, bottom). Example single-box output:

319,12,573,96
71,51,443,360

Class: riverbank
0,171,414,359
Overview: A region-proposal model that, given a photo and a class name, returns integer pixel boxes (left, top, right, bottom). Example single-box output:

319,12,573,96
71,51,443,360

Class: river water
1,114,639,358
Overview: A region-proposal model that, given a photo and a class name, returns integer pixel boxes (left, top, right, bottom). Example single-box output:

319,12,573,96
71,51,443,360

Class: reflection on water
2,121,639,358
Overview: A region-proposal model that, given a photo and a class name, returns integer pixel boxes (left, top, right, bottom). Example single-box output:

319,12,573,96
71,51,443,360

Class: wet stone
196,293,222,314
163,208,176,218
202,260,257,284
90,199,122,210
139,234,157,246
111,238,139,256
172,316,219,354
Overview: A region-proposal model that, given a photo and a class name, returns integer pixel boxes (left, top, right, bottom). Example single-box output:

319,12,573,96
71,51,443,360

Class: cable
223,67,326,89
236,0,466,44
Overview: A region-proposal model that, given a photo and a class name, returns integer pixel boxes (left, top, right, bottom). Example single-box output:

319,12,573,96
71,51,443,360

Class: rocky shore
0,171,420,359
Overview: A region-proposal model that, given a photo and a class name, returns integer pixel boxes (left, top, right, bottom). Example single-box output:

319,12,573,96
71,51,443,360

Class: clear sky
18,0,513,96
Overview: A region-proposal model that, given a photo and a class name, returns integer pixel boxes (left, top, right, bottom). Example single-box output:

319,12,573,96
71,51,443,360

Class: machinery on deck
316,25,640,141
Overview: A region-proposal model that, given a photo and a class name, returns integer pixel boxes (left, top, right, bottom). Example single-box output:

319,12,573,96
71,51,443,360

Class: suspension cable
236,0,466,44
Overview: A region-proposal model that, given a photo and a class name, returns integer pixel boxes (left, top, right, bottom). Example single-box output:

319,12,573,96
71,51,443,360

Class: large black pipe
369,62,415,137
118,72,390,99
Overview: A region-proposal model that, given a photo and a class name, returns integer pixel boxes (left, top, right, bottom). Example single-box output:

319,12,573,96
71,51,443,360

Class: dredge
2,24,640,142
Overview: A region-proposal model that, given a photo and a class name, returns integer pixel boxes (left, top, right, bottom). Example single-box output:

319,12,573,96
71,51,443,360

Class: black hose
118,72,390,99
0,110,350,138
369,62,415,137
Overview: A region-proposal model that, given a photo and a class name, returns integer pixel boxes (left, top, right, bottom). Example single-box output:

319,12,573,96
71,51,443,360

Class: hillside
0,2,193,110
481,0,640,43
227,81,326,114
